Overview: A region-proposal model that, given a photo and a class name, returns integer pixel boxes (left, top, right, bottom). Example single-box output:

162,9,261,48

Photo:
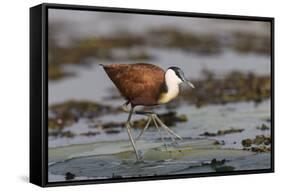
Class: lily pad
49,138,218,163
48,138,265,181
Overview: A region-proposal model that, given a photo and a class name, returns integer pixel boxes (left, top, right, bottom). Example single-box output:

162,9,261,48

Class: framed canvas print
30,3,274,187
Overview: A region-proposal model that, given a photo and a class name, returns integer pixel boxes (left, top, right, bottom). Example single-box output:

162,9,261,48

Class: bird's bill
185,80,195,88
178,71,195,88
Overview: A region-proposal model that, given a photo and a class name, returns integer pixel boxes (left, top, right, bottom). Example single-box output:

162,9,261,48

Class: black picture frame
30,3,275,187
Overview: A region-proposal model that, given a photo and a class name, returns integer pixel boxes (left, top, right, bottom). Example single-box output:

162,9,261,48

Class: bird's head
165,66,195,89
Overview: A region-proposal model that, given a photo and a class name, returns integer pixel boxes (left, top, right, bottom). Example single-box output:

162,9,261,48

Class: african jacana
101,63,194,160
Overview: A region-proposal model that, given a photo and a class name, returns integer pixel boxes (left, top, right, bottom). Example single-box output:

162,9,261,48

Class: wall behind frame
0,0,280,191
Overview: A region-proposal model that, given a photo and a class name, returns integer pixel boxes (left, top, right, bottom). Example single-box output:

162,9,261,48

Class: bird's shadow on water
19,175,29,183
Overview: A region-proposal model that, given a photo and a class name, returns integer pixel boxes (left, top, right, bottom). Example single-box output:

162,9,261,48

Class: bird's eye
175,70,185,81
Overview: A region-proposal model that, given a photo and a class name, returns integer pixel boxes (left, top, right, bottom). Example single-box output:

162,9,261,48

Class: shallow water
48,99,271,181
49,100,270,148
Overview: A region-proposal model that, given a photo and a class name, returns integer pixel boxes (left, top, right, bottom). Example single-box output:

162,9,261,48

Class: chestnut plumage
102,63,166,107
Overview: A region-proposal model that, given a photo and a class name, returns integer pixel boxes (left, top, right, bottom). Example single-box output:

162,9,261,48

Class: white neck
158,70,181,104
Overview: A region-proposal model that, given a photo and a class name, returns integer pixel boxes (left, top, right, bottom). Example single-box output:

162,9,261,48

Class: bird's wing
103,63,165,100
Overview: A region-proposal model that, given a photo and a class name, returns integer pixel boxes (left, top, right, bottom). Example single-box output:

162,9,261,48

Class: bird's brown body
102,63,166,107
101,63,193,160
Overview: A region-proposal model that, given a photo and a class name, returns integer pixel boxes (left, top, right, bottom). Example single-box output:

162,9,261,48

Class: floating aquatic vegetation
48,25,270,80
48,100,123,130
256,124,270,131
65,172,75,180
133,111,188,128
213,140,224,145
61,131,76,138
253,135,271,145
170,157,235,173
231,32,270,55
202,158,226,166
200,158,235,172
49,130,102,138
97,121,123,129
241,139,253,147
48,113,78,130
48,102,189,135
48,130,76,138
147,27,222,55
105,129,121,134
97,111,188,129
80,131,101,137
48,64,74,80
200,128,244,137
48,32,153,80
181,70,271,107
242,135,271,153
250,146,271,153
60,35,150,64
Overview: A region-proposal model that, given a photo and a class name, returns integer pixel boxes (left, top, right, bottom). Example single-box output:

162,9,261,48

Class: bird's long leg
150,114,176,143
125,107,140,161
135,112,169,150
151,116,168,151
153,114,183,140
134,111,181,142
136,117,152,140
124,107,182,142
135,113,175,143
